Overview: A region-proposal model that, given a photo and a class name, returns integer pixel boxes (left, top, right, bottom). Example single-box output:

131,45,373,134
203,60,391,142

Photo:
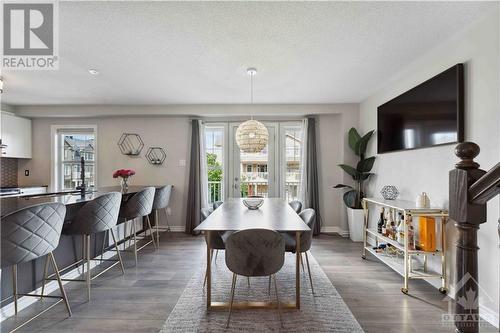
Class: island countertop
1,185,162,218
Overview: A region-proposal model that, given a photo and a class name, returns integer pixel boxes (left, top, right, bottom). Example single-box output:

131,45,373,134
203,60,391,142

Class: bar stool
1,202,71,331
151,184,173,244
43,192,124,301
289,200,302,214
119,187,156,265
281,208,316,293
225,229,285,328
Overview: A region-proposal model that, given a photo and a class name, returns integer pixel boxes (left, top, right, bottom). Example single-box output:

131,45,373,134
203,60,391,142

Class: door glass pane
60,133,95,190
205,126,224,204
284,127,302,201
240,145,268,198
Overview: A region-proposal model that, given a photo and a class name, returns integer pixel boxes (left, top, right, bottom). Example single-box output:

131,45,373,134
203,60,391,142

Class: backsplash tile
1,158,19,187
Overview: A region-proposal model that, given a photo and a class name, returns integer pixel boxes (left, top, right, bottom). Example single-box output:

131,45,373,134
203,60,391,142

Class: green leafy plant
334,128,375,209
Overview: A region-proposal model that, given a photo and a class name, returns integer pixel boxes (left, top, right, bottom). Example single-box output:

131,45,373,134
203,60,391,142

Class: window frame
203,123,228,203
50,125,98,192
279,122,303,201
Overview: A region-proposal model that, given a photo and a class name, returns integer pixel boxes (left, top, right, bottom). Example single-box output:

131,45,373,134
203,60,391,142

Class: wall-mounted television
377,64,464,154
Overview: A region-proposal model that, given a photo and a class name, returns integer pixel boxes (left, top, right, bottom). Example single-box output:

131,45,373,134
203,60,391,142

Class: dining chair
212,201,223,209
289,200,302,214
280,208,316,293
118,187,156,265
44,192,123,301
152,185,173,243
201,207,225,288
1,203,72,331
225,228,285,328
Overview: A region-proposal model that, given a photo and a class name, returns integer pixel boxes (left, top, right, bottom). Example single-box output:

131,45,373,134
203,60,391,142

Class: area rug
160,252,364,333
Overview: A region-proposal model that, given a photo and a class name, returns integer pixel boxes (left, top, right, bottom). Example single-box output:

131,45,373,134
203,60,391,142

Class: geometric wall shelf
118,133,144,156
146,147,166,165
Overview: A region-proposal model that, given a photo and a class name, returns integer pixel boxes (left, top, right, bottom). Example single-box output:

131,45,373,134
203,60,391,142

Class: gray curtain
185,119,202,235
306,117,321,236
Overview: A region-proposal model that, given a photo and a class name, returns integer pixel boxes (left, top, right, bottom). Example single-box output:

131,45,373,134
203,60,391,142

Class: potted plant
334,128,375,242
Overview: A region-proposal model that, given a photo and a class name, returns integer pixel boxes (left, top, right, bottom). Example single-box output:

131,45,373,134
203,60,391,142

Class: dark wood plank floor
1,233,496,332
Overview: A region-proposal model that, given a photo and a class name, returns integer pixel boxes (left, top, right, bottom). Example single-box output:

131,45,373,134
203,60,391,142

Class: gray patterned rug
160,252,364,332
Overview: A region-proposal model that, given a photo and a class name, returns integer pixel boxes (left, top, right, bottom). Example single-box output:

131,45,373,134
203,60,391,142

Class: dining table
194,197,311,310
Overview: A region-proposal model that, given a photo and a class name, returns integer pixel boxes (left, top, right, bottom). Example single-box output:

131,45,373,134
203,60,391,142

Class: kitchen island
0,185,164,302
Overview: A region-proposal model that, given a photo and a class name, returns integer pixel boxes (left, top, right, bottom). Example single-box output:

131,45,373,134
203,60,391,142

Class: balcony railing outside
207,180,300,203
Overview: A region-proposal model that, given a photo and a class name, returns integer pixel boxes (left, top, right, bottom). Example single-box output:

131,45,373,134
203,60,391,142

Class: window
246,164,252,172
205,125,225,204
283,125,302,202
52,126,96,191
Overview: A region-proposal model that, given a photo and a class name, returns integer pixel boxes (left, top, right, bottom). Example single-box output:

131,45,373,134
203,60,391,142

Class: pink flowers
113,169,136,179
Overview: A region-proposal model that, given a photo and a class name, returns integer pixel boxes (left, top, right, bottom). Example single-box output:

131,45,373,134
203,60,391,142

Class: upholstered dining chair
1,203,72,331
118,187,156,265
289,200,303,214
201,207,224,288
225,229,285,328
212,201,223,209
280,208,316,293
44,192,123,301
152,185,173,243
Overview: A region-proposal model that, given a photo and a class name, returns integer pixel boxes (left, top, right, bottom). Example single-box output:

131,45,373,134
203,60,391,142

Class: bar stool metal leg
40,255,50,301
86,234,91,301
110,229,125,274
48,252,72,316
164,207,171,232
304,251,314,294
226,273,237,328
273,274,284,328
145,215,157,249
133,220,138,265
12,265,18,315
100,229,108,261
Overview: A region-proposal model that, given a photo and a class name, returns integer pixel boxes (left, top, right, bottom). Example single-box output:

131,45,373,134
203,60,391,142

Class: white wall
359,10,499,325
15,104,359,233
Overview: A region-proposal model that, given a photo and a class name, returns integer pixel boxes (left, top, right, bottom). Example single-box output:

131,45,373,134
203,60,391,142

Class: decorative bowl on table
243,198,264,210
380,185,399,200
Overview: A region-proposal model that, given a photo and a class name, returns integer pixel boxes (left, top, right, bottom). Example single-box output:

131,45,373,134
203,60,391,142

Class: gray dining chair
225,229,285,328
289,200,302,214
152,185,173,243
212,201,223,209
1,203,71,330
201,207,224,288
281,208,316,293
119,187,156,265
44,192,123,301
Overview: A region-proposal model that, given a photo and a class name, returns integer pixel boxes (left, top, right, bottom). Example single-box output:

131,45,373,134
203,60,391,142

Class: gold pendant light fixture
235,68,269,153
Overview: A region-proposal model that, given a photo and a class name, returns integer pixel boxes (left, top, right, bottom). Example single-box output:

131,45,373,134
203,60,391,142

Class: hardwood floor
1,233,496,332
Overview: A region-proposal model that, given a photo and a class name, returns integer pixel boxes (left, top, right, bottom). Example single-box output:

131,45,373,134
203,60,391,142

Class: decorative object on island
113,169,136,190
146,147,166,165
334,127,375,242
380,185,399,200
117,133,144,156
361,197,448,295
242,198,264,210
415,192,430,208
235,68,269,153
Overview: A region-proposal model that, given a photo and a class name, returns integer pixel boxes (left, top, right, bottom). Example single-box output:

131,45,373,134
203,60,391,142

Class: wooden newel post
449,142,487,333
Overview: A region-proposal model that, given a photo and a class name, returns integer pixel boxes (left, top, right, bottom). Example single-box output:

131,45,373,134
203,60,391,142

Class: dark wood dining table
194,198,310,310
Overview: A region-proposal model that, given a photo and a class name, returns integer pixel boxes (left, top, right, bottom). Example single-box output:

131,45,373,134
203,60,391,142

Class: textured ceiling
1,1,495,106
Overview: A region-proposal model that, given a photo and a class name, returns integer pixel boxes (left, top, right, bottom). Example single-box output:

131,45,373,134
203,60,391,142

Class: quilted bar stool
43,192,124,301
151,185,173,244
289,200,302,214
281,208,316,293
0,202,71,331
119,187,156,265
225,229,285,328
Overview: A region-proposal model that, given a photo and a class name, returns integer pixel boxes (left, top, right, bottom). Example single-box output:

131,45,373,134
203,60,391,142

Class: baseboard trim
320,226,349,237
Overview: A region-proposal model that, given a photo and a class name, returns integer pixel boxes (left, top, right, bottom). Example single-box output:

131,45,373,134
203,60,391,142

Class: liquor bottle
390,221,397,240
408,225,415,250
377,208,385,234
381,217,387,237
396,213,405,244
418,217,436,251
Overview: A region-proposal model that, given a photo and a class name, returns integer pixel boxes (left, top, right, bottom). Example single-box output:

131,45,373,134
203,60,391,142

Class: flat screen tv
377,64,464,154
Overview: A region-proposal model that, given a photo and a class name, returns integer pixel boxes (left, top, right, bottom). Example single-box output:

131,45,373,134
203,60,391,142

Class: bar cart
361,197,449,294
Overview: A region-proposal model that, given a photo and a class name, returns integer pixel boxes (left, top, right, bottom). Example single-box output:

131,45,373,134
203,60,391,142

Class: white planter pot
346,206,365,242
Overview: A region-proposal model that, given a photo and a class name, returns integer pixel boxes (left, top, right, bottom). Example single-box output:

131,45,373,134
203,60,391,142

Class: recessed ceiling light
88,69,99,75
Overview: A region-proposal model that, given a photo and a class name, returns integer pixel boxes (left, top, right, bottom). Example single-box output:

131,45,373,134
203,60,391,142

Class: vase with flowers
113,169,136,190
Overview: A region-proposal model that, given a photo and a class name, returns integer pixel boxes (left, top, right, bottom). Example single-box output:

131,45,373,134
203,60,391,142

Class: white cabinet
0,112,32,158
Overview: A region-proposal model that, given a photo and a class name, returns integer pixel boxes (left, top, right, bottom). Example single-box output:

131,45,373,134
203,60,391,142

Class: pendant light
235,68,269,153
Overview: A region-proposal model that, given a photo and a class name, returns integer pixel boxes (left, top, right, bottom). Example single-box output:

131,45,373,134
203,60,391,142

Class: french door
229,122,279,198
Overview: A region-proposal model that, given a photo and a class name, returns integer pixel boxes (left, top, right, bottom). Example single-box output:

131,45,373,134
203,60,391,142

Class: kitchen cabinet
0,112,32,158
